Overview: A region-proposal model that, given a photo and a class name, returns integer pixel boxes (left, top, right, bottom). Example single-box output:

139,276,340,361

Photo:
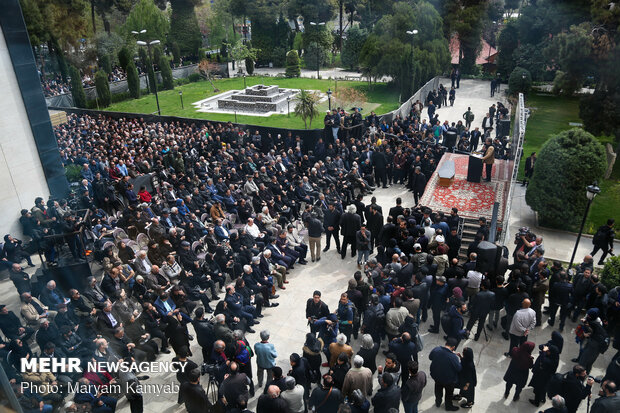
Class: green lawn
520,93,619,235
105,76,400,129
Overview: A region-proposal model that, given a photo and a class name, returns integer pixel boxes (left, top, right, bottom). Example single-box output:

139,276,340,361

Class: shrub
188,73,202,82
99,54,112,74
525,128,607,230
341,27,368,70
285,50,301,78
304,42,328,71
271,47,287,67
118,46,131,70
508,67,532,96
245,57,254,75
65,164,82,182
126,61,140,99
69,65,87,108
95,70,111,107
175,77,190,86
601,256,620,291
159,55,174,90
111,91,131,104
171,42,181,64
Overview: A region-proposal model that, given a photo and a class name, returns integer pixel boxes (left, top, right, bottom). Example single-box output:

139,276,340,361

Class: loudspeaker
42,261,92,294
476,241,501,274
444,131,457,149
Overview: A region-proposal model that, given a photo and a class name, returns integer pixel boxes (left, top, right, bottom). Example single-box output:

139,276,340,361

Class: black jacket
307,217,324,238
192,318,215,352
323,209,341,230
559,373,591,413
550,281,573,306
470,290,495,316
179,381,210,413
341,212,361,237
371,384,401,413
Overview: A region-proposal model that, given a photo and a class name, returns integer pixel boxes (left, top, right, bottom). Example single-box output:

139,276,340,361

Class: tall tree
294,89,320,129
154,0,202,56
126,61,140,98
341,27,368,70
95,69,111,106
69,65,87,108
123,0,170,42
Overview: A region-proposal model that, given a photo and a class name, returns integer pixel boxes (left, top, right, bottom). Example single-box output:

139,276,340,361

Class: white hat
436,235,445,243
414,243,422,250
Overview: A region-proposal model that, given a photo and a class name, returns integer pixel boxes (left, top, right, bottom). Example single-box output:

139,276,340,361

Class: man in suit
340,204,361,259
372,148,388,188
412,167,427,206
388,198,404,222
482,113,493,135
481,138,495,182
366,205,384,253
523,152,536,186
179,368,210,413
470,127,482,152
323,203,341,253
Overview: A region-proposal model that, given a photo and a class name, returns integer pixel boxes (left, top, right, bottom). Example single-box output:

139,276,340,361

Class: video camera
515,226,535,242
200,363,219,377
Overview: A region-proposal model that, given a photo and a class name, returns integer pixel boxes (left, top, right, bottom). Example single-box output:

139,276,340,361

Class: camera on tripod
200,363,219,377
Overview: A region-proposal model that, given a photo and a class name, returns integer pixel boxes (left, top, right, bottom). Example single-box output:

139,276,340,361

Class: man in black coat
591,218,615,265
378,216,397,249
372,148,388,188
192,307,215,363
371,370,401,413
559,365,594,413
548,271,573,331
179,368,210,413
366,206,383,254
412,167,427,206
323,203,341,253
306,291,330,333
388,198,404,222
9,264,32,296
340,204,361,259
466,279,495,340
0,305,34,340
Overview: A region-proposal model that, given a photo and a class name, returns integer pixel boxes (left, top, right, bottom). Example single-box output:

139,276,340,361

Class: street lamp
137,39,162,116
327,88,332,110
310,21,326,79
286,96,291,117
406,30,419,101
243,74,247,88
131,30,147,35
179,90,184,109
568,182,601,269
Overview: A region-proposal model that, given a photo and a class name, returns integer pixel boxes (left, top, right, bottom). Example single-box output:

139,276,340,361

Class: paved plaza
0,79,614,413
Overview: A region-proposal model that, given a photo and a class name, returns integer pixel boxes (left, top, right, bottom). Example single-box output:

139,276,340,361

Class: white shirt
245,223,260,238
466,270,483,289
141,258,151,274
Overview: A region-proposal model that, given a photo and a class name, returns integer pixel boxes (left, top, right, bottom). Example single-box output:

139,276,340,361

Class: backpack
441,313,452,336
412,323,424,351
547,372,568,399
235,340,253,366
592,227,605,245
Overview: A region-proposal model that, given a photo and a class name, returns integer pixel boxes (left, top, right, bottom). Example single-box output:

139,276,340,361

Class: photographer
513,228,536,260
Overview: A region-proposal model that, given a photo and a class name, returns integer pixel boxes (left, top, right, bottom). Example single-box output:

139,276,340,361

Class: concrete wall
0,27,50,237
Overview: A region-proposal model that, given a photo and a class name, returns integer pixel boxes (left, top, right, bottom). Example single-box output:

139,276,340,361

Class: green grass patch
105,76,400,129
520,93,619,236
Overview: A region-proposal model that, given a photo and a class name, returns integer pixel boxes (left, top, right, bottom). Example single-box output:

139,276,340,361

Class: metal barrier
489,202,500,244
380,77,440,124
497,93,527,245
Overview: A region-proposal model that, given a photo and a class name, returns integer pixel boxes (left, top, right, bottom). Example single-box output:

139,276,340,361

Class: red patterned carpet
419,153,510,221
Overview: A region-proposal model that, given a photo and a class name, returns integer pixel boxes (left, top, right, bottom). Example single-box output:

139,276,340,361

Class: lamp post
327,88,332,110
286,96,291,117
137,38,162,116
406,29,419,99
243,74,246,88
179,90,184,109
309,21,325,79
568,182,601,270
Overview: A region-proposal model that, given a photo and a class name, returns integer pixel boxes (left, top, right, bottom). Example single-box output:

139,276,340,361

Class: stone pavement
106,186,609,413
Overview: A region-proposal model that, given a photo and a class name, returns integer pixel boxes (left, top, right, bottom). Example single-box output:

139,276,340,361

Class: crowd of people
1,86,618,413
